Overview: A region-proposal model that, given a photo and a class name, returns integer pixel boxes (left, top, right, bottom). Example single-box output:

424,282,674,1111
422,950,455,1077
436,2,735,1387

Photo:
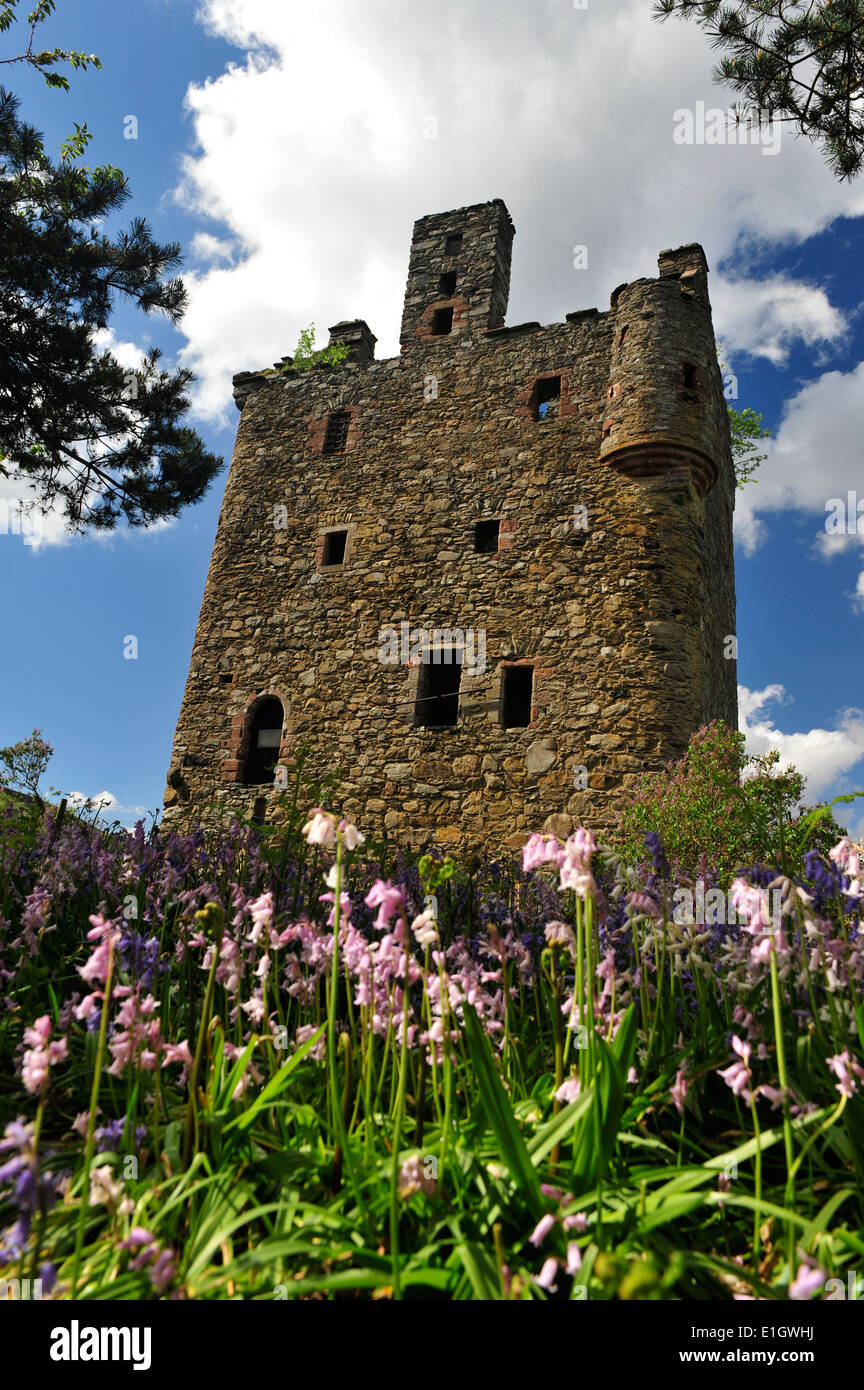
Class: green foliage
0,794,862,1300
0,726,53,806
0,2,102,91
717,341,773,489
287,323,351,374
0,6,221,531
654,0,864,180
728,404,773,489
614,720,808,880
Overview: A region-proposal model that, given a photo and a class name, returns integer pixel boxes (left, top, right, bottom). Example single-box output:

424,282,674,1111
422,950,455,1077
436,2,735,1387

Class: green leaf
453,1240,502,1300
570,1036,627,1191
222,1024,325,1134
462,1004,544,1218
528,1089,593,1166
789,791,864,858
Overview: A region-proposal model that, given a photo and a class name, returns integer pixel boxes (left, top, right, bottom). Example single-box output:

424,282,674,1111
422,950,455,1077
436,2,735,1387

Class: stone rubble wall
164,204,736,855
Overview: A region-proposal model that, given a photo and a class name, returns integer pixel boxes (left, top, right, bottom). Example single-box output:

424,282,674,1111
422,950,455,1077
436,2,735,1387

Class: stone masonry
163,198,737,853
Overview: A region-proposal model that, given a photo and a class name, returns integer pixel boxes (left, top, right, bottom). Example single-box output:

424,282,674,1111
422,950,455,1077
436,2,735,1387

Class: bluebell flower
644,831,670,880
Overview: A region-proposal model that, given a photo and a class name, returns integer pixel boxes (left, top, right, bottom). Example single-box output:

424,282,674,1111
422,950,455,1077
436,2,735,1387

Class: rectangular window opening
444,232,463,256
438,270,457,297
322,410,350,455
534,376,561,421
322,529,348,566
431,306,453,336
474,518,500,554
682,362,698,389
415,651,462,727
500,665,533,728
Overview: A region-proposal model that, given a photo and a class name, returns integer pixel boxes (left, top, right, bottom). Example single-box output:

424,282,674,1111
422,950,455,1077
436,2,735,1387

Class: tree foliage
717,341,773,489
0,727,53,808
615,720,811,881
728,403,773,488
288,324,351,374
0,1,102,90
654,0,864,179
0,4,221,532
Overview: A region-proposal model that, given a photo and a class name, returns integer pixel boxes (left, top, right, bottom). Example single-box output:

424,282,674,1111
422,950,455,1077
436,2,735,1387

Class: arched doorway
242,697,284,785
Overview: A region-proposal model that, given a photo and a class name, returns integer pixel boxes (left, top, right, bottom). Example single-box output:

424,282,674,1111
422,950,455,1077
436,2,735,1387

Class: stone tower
163,199,736,853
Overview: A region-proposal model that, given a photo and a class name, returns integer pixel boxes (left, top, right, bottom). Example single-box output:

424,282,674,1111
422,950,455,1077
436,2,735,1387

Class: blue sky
2,0,863,836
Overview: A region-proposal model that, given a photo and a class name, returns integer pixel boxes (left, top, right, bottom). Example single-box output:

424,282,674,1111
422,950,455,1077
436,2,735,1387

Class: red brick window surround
515,372,576,422
413,297,470,342
474,517,517,555
322,409,350,454
221,694,285,785
307,410,362,456
534,376,561,421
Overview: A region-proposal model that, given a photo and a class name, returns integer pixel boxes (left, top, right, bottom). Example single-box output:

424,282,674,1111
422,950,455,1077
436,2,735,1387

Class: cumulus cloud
739,684,864,804
173,0,864,423
66,789,150,820
711,275,847,367
734,359,864,576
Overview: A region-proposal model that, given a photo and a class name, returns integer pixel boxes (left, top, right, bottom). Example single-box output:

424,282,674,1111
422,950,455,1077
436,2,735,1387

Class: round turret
599,246,729,496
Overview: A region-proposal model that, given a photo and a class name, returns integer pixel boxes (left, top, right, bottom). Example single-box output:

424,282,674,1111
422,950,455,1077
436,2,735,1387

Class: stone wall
163,199,737,854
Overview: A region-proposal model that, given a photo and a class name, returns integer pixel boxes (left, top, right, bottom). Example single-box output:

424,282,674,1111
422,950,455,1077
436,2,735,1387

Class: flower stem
70,942,115,1299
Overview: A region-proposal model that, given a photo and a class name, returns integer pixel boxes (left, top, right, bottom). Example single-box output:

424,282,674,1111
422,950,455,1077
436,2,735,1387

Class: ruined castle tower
163,198,736,852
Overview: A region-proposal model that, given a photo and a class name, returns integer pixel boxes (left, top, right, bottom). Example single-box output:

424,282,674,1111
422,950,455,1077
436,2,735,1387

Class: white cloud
0,476,67,548
712,274,847,366
739,683,864,803
67,790,120,812
66,789,150,820
173,0,864,423
734,360,864,582
189,231,239,264
91,329,148,374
